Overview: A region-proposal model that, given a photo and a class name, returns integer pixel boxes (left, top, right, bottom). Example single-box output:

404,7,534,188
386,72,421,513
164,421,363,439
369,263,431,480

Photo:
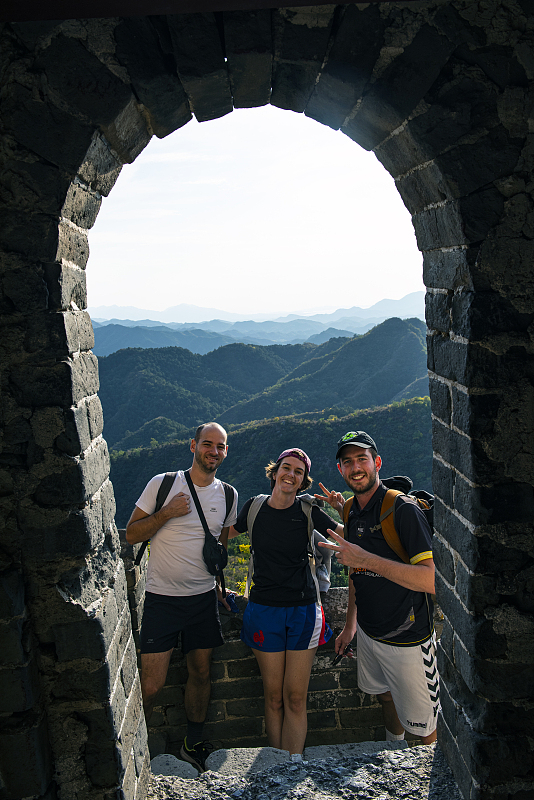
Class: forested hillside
218,317,426,423
99,318,427,448
111,397,431,527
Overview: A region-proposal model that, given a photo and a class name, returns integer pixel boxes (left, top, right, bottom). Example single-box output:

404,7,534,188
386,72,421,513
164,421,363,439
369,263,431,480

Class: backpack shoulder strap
155,472,178,513
244,495,269,598
342,496,354,535
298,495,322,606
380,489,410,564
246,494,269,534
220,482,237,525
134,472,177,566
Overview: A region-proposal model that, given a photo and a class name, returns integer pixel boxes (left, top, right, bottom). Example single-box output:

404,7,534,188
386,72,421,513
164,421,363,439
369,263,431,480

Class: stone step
151,741,408,779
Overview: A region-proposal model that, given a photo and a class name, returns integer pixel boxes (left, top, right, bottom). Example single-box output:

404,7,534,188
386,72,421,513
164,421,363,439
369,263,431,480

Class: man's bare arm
318,530,435,594
219,526,230,550
125,492,191,544
227,525,244,540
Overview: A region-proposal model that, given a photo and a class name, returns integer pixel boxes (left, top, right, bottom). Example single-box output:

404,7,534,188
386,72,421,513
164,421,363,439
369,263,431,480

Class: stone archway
0,3,532,799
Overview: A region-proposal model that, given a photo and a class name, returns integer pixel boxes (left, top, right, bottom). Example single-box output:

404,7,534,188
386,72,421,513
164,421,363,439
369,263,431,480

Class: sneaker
180,739,214,772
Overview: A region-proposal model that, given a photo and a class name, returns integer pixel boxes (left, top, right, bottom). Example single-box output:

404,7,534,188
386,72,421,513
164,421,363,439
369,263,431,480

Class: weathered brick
1,260,49,314
32,438,109,507
226,696,264,718
0,711,53,797
10,352,99,408
451,387,501,440
271,6,335,113
53,590,119,662
432,416,502,485
338,668,359,690
22,310,94,360
0,209,60,262
342,21,456,150
436,576,507,660
454,478,534,528
226,656,260,679
157,689,185,714
210,675,263,701
101,96,152,165
307,688,355,711
308,672,338,692
168,13,233,122
425,291,451,334
429,377,451,425
423,245,488,293
0,659,39,712
51,662,112,703
114,17,192,139
77,132,122,196
203,715,263,740
19,500,106,561
44,261,88,311
305,3,383,130
2,81,94,173
0,566,25,619
56,218,89,268
307,709,336,729
213,639,251,661
224,10,272,109
456,705,533,785
450,290,528,341
338,706,383,728
433,537,455,588
107,609,135,688
37,35,132,127
61,180,102,230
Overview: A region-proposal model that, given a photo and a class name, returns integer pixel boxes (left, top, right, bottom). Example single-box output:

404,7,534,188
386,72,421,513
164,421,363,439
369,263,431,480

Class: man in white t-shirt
126,422,237,772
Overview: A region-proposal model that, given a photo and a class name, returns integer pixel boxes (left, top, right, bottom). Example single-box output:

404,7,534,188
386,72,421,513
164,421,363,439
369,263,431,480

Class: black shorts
140,589,224,655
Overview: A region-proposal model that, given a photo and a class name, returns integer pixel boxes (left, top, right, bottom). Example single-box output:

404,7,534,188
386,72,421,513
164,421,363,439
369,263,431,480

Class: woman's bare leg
252,649,286,748
280,648,317,755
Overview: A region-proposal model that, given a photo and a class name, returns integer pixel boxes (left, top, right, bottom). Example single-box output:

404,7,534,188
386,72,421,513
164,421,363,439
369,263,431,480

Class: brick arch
0,4,532,799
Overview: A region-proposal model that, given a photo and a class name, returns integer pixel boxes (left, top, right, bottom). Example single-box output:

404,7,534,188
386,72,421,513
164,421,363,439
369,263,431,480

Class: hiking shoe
180,739,214,772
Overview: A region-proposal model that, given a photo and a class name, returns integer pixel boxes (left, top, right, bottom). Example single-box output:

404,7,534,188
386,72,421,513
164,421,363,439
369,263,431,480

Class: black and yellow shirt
348,482,434,646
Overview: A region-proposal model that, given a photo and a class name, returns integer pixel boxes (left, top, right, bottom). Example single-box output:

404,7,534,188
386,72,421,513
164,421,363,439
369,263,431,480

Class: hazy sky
87,104,424,317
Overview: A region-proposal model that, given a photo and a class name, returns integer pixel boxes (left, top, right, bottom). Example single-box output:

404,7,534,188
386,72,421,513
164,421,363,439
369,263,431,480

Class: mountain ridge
98,318,428,450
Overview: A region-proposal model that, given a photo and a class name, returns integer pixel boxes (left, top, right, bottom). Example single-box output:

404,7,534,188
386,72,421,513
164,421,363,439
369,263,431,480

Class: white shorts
356,626,441,737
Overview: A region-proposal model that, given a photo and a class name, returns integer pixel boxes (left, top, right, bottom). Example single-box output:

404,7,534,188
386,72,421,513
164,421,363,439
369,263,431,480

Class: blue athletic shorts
140,589,223,655
240,600,332,652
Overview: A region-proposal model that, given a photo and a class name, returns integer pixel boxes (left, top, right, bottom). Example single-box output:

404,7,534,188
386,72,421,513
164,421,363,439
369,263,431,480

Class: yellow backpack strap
380,489,410,564
342,496,354,537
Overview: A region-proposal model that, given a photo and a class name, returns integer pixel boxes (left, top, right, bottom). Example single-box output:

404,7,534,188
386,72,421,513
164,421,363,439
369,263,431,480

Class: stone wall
0,3,533,799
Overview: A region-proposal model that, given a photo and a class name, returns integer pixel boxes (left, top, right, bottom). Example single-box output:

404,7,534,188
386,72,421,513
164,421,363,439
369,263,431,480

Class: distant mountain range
98,317,428,451
91,292,425,355
89,292,424,325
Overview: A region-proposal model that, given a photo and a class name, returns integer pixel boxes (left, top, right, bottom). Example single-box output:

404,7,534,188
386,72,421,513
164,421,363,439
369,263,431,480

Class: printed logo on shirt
407,720,427,728
253,630,264,646
209,507,218,513
353,568,381,577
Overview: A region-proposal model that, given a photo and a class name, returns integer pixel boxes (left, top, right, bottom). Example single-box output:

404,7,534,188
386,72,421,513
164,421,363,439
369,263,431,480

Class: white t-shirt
136,470,238,597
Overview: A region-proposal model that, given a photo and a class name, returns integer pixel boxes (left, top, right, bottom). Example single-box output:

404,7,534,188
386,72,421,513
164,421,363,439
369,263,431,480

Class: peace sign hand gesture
314,482,345,516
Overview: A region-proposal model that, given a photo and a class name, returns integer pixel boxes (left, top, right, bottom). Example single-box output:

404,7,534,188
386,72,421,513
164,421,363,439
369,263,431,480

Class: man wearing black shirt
317,431,440,745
